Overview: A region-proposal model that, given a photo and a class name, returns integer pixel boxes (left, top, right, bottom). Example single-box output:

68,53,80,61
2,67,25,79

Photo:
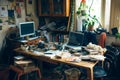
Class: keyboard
66,44,82,50
19,40,28,42
28,36,38,40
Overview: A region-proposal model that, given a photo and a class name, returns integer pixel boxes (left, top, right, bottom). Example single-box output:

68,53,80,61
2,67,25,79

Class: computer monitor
67,32,84,46
19,21,35,38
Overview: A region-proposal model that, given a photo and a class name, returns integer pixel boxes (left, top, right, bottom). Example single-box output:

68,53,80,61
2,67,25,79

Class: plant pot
88,25,94,31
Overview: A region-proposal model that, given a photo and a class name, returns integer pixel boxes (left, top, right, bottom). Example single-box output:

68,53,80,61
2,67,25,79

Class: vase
76,15,86,31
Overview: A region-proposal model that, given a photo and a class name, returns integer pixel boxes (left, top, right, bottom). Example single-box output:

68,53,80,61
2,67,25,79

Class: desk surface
14,48,99,80
14,48,97,68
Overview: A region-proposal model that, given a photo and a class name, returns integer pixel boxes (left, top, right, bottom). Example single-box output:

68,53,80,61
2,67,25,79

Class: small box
14,60,35,72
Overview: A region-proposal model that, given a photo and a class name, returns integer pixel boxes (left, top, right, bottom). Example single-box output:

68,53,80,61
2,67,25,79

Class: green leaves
0,19,2,23
116,33,120,39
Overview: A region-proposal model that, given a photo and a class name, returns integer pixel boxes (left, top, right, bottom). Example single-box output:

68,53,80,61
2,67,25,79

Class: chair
98,32,106,48
94,52,115,80
94,66,107,79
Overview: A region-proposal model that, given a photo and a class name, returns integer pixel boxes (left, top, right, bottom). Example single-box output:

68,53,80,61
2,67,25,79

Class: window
105,0,111,32
86,0,102,29
76,0,111,31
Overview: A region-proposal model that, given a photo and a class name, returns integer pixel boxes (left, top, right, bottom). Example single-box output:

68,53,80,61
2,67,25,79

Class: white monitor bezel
19,21,35,38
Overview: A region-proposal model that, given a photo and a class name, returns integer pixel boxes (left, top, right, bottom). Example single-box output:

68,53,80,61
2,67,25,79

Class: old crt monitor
67,31,84,46
19,21,35,38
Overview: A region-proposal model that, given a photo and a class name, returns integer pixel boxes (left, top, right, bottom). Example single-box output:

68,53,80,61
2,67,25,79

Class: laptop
66,32,84,49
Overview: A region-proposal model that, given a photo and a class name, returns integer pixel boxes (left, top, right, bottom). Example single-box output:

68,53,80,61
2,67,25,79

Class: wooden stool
10,65,41,80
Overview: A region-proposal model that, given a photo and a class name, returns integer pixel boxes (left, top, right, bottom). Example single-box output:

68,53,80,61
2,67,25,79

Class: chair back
98,32,106,48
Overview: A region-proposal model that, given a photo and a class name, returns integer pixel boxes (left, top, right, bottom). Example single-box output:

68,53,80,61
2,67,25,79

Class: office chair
93,57,111,80
94,66,107,78
93,48,117,80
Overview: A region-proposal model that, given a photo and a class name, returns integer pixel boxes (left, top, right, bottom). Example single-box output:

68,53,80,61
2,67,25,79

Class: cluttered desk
13,41,106,80
12,30,107,80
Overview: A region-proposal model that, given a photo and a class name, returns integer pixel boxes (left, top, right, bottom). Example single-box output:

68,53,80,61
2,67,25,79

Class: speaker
111,27,118,35
35,30,41,36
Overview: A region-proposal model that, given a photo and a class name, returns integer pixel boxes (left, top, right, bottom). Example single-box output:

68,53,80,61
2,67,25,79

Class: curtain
69,0,75,31
110,0,120,33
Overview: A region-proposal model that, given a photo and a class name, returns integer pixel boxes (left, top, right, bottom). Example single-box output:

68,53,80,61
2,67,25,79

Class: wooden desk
14,48,98,80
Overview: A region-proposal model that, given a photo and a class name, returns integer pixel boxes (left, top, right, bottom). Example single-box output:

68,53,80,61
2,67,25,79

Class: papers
89,55,106,61
44,50,61,54
84,48,101,55
15,60,32,65
65,45,82,50
33,51,44,55
80,55,106,61
44,50,61,58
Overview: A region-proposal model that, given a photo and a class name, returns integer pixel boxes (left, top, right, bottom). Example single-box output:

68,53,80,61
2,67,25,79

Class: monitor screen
68,32,84,46
19,21,35,37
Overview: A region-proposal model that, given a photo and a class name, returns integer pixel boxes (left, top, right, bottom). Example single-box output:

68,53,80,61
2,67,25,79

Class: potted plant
116,33,120,39
0,19,2,23
76,0,102,31
112,33,120,46
85,15,98,31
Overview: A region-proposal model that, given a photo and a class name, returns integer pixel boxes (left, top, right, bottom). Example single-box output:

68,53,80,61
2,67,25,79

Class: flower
76,0,87,16
81,0,86,3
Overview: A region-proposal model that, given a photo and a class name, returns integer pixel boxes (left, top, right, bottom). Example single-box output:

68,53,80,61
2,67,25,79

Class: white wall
0,25,9,52
0,0,39,53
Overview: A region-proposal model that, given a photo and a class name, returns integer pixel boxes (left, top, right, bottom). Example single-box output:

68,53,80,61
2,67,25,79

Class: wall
25,0,39,29
0,0,39,55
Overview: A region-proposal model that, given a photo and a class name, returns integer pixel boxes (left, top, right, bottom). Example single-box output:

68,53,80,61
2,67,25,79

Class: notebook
67,32,84,46
66,32,84,49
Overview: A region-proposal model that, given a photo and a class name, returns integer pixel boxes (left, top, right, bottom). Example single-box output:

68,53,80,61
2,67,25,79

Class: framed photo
0,6,8,17
25,0,33,15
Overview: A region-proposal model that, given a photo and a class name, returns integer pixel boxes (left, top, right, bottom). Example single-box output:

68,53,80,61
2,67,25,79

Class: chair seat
94,66,107,78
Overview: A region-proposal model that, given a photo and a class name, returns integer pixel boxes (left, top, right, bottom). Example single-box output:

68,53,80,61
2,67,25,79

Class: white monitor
19,21,35,38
